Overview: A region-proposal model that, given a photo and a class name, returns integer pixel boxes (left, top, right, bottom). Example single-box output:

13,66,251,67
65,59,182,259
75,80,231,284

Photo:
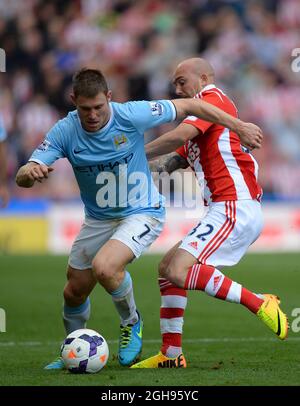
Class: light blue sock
111,271,138,326
63,297,91,335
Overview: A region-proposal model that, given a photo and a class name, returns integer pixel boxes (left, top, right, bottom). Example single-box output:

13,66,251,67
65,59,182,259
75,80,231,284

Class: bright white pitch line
0,337,299,347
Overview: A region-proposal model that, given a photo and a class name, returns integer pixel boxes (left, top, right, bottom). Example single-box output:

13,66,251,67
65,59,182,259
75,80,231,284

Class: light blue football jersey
29,100,176,219
0,114,7,142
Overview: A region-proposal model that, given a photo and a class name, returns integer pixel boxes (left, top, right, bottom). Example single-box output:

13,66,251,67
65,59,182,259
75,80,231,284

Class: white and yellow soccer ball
61,328,109,373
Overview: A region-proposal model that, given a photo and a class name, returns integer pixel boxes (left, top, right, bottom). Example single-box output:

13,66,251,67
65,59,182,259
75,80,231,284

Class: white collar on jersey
200,84,216,94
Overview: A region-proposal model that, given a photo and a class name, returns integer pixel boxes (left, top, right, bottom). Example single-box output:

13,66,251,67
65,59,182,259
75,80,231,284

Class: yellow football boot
130,352,187,368
257,294,289,340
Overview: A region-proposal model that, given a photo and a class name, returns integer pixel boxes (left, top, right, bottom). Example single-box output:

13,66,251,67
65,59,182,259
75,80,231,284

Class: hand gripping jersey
176,85,262,205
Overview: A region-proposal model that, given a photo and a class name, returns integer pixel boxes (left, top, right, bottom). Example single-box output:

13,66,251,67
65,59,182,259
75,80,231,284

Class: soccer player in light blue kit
0,113,9,208
16,68,262,370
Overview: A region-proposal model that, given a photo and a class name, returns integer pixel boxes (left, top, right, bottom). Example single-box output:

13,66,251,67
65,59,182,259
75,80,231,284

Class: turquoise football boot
118,311,143,366
44,357,65,370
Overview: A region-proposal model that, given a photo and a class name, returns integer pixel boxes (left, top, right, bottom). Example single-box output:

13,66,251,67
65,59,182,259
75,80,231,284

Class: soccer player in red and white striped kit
132,58,288,368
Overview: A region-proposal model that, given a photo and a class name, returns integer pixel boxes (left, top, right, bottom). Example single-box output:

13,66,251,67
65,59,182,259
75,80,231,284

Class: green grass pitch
0,253,299,386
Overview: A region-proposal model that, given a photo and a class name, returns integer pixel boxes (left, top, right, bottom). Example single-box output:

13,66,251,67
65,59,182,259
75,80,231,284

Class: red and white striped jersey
176,84,262,204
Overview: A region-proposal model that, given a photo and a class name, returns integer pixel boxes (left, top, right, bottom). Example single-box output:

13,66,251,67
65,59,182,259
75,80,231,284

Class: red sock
184,264,263,314
159,278,187,357
240,287,264,314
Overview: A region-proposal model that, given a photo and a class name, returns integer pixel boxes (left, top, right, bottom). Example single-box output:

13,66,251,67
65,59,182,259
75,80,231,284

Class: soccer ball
61,328,109,373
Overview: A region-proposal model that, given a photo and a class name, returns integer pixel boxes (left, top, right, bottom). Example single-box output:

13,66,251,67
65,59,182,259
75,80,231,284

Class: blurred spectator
0,0,299,200
0,113,9,207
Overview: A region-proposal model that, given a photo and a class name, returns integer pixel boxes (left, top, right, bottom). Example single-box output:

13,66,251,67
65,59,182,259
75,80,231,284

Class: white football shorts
180,200,263,268
69,213,165,270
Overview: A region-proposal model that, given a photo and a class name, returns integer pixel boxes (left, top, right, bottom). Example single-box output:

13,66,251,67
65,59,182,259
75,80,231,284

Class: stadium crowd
0,0,299,201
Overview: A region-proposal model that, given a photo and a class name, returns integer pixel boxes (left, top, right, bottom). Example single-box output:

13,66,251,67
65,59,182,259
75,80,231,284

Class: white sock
111,271,138,326
165,346,182,358
63,297,91,335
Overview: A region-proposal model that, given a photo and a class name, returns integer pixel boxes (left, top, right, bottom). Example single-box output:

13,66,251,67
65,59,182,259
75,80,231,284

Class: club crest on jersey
149,101,164,116
37,139,50,152
113,134,128,150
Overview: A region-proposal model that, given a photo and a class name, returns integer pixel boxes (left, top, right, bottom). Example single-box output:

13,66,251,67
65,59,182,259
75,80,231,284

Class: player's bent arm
15,162,54,188
173,98,243,133
148,152,189,174
172,98,263,150
146,122,198,160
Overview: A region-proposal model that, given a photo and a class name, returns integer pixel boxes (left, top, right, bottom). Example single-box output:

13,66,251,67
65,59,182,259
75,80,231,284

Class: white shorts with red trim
179,200,263,268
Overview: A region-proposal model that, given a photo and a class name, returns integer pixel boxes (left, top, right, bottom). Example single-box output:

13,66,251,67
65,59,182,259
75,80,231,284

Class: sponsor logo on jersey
74,152,134,175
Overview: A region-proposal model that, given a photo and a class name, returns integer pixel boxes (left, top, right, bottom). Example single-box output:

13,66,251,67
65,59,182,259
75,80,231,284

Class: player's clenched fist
15,162,54,188
28,163,54,182
236,121,263,150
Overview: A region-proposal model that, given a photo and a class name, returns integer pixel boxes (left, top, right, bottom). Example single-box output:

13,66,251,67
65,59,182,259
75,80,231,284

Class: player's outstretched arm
172,98,263,150
16,162,54,188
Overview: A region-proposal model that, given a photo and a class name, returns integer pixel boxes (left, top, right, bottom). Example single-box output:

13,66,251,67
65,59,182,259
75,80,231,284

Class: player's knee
165,264,185,288
63,284,87,306
92,256,115,283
